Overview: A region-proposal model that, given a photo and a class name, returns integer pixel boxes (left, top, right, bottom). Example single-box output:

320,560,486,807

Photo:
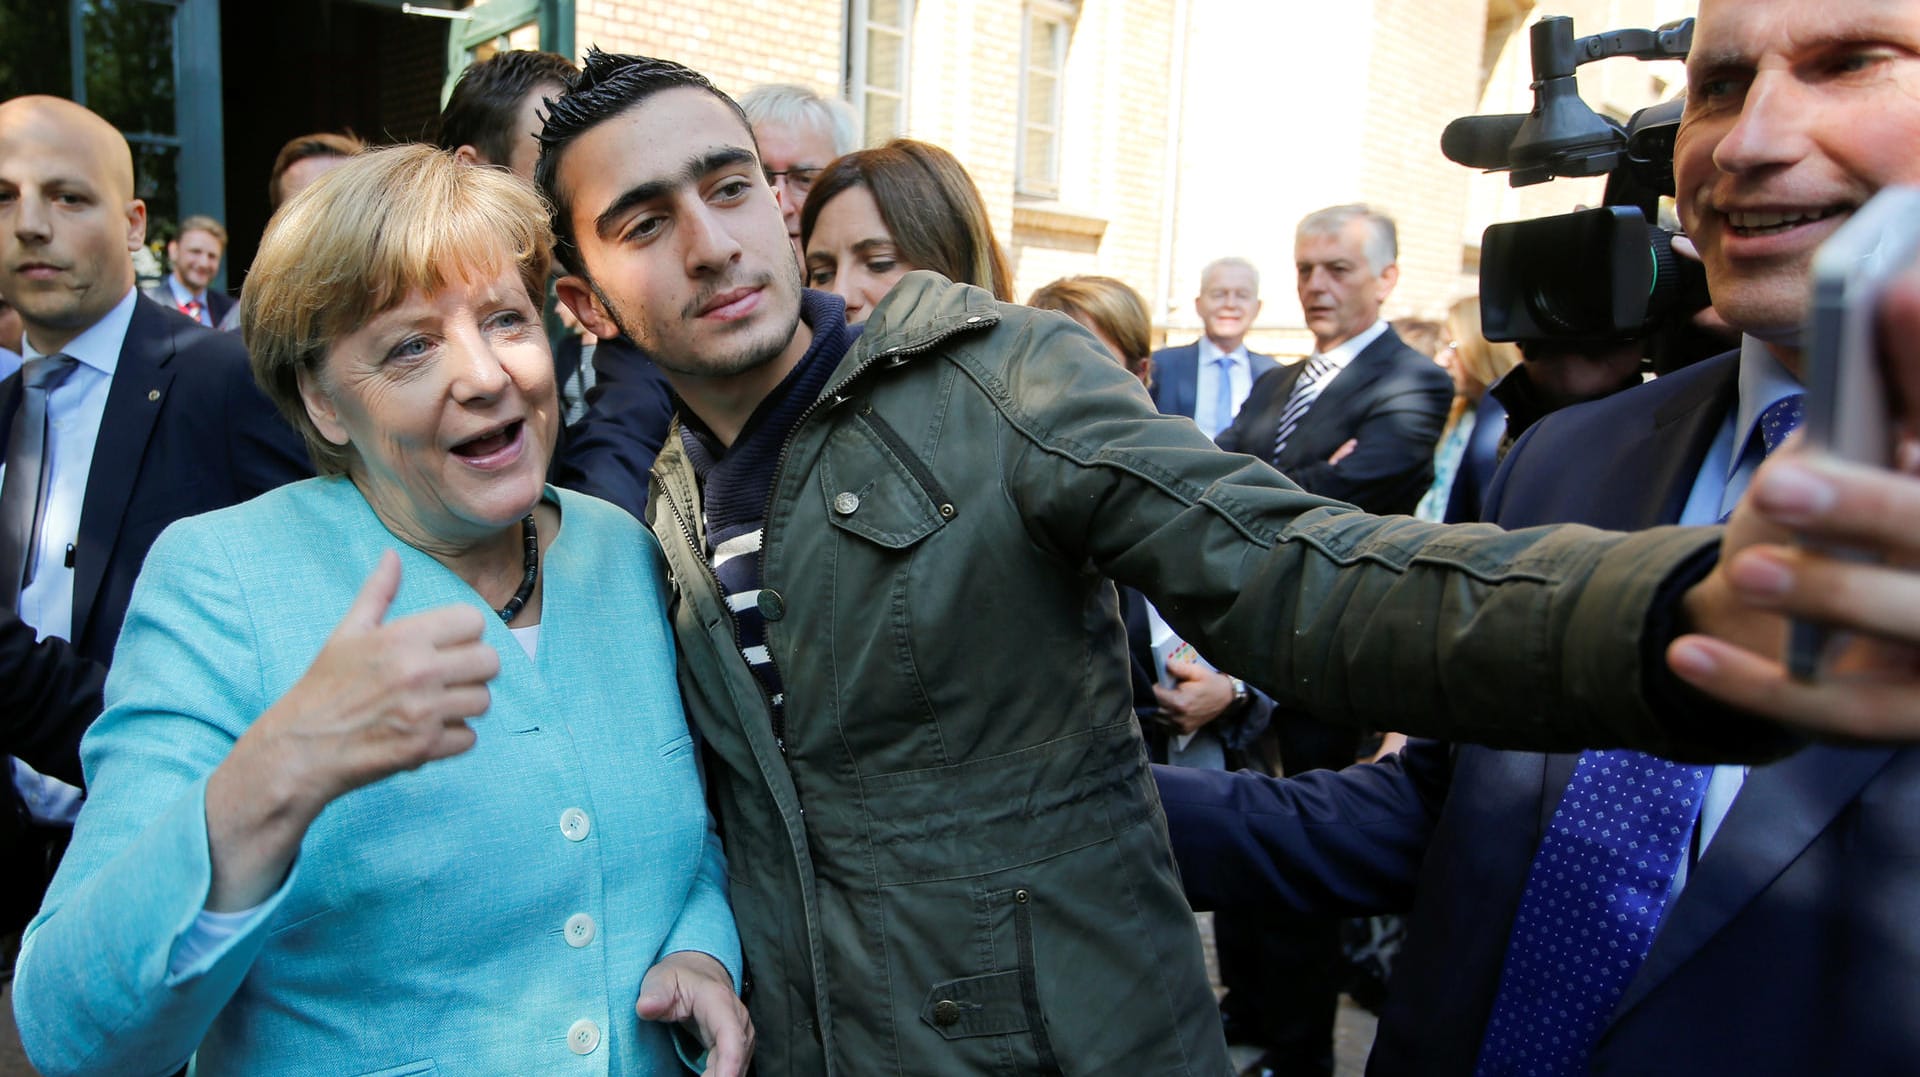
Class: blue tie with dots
1758,392,1804,457
1472,752,1712,1076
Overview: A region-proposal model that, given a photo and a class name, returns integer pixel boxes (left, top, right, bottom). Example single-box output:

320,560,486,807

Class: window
0,0,223,279
1017,1,1073,198
847,0,912,144
442,0,574,104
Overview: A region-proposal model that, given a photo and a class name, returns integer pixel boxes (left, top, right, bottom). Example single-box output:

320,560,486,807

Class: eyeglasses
764,166,824,195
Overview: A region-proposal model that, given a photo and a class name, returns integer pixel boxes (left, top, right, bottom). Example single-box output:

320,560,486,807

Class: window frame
845,0,913,145
1015,0,1074,199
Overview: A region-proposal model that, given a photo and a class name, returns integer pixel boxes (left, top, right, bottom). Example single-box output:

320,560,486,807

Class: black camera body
1445,16,1710,350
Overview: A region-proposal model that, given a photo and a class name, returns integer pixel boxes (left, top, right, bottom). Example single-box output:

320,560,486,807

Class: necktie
1758,392,1804,457
1720,393,1805,523
1473,749,1712,1076
0,355,80,608
1209,355,1235,437
1270,353,1336,463
180,299,204,325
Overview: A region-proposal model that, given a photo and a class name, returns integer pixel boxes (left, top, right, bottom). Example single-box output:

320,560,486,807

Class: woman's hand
203,551,499,910
636,950,754,1077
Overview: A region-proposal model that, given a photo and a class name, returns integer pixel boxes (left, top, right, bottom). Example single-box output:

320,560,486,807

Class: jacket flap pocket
920,970,1029,1038
819,417,947,550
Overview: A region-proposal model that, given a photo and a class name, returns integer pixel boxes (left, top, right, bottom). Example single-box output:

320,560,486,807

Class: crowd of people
5,0,1920,1074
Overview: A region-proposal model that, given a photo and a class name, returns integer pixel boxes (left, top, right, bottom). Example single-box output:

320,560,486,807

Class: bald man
0,96,307,955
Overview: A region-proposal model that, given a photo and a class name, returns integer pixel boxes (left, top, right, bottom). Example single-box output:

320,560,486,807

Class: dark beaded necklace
496,513,539,624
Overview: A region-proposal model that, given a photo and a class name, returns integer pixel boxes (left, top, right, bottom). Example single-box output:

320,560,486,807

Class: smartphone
1787,185,1920,679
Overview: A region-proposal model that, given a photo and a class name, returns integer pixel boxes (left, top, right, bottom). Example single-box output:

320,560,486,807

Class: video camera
1441,16,1711,350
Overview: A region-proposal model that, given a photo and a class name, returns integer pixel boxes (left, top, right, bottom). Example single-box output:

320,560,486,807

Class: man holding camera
1161,1,1920,1074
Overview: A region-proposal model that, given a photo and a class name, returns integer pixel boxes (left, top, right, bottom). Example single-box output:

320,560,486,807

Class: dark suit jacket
0,297,311,665
1159,350,1920,1075
1,610,102,787
1121,586,1271,769
2,296,308,924
552,334,677,521
1215,327,1451,515
1439,391,1508,524
1147,340,1278,421
141,282,235,328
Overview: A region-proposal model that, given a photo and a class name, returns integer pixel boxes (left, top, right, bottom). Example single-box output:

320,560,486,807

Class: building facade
0,0,1692,349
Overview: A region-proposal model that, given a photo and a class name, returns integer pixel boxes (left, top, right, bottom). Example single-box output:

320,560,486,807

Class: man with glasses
738,83,860,263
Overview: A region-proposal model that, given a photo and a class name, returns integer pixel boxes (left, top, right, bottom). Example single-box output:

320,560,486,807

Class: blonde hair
1445,295,1522,426
242,144,553,476
1028,275,1154,383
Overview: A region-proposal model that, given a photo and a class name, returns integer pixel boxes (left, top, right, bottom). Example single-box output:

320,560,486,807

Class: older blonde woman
13,146,749,1076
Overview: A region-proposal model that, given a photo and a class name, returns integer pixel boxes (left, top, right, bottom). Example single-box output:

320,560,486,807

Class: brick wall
557,0,1690,358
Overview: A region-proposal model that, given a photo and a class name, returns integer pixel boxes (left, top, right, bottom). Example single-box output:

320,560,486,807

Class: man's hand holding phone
1671,187,1920,739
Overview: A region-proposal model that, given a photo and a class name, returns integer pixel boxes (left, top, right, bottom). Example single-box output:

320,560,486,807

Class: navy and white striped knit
678,290,859,733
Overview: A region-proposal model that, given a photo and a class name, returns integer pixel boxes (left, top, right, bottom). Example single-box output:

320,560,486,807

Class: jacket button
564,912,597,948
568,1018,601,1055
932,999,961,1027
757,589,786,621
833,492,861,515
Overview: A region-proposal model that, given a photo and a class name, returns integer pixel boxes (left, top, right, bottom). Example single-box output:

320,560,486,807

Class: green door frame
441,0,575,105
64,0,228,290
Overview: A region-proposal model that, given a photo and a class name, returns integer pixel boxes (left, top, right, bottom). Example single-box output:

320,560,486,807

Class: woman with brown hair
799,138,1011,322
1027,274,1156,389
1414,295,1522,522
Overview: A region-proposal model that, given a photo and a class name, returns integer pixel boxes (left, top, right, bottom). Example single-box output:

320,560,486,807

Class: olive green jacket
646,273,1740,1076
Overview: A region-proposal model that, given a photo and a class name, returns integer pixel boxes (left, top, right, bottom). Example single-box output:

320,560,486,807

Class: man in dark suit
0,96,308,948
1207,204,1451,1075
1217,204,1451,517
1150,257,1278,438
139,215,234,328
1158,2,1920,1071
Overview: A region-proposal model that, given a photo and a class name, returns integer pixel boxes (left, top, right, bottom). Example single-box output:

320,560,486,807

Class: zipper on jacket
753,308,999,750
855,405,957,517
650,468,787,753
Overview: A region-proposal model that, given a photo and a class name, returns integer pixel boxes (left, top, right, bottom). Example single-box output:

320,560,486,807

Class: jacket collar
824,271,1001,402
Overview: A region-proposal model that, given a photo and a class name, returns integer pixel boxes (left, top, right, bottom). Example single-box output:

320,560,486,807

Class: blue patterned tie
1473,749,1713,1076
1720,393,1804,523
1210,355,1235,437
1758,393,1804,457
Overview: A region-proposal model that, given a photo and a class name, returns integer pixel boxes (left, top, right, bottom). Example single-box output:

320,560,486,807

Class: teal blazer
15,479,740,1076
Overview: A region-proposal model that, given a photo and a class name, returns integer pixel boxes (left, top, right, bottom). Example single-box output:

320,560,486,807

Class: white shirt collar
1315,319,1391,370
165,274,206,307
1197,336,1250,367
1727,333,1805,481
20,286,136,378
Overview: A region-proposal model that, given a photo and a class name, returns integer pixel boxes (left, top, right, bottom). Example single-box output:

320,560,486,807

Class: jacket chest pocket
818,409,954,550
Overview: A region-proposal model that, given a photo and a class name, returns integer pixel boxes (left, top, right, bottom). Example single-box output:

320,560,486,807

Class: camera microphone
1441,114,1529,172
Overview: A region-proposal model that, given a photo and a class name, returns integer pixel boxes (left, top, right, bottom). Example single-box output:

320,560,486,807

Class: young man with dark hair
536,49,1920,1075
439,49,579,182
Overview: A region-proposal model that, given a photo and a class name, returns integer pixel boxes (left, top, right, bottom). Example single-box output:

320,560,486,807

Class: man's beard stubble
587,251,804,380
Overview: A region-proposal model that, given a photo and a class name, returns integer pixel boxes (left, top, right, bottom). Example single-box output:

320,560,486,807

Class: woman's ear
295,364,351,447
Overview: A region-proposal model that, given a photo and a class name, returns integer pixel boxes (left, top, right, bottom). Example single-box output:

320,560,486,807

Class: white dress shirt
5,286,137,822
1193,338,1255,439
1668,335,1804,895
164,274,212,325
1309,318,1391,381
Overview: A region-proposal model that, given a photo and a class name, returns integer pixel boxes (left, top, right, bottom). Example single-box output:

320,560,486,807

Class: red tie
180,299,203,324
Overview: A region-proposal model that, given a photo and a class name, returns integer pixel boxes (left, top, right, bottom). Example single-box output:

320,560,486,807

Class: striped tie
1270,353,1336,464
